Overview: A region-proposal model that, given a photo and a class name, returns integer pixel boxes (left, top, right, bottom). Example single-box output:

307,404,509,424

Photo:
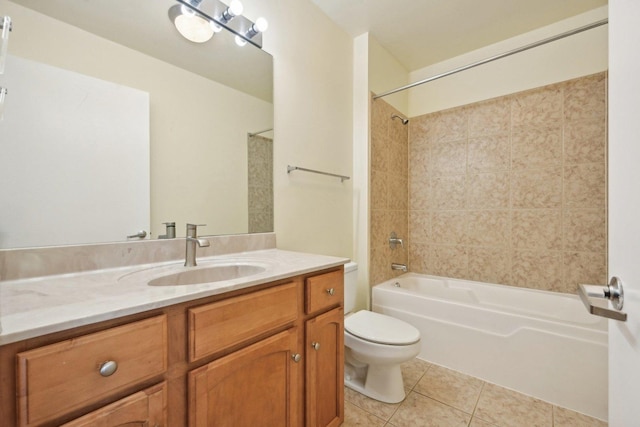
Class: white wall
408,6,608,116
368,37,409,115
243,0,354,258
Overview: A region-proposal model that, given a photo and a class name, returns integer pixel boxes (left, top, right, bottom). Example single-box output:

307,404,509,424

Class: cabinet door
61,382,166,427
305,308,344,427
189,328,301,427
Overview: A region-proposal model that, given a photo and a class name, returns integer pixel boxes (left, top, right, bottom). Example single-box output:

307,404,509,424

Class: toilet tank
344,262,358,314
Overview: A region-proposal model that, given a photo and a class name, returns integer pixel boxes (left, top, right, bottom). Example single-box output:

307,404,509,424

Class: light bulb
210,21,222,33
229,0,243,16
235,35,247,47
254,17,268,33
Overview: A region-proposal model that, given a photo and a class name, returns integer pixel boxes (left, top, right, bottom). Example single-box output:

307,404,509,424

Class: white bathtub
372,273,608,421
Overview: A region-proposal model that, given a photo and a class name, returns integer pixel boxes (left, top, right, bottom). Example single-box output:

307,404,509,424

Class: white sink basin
148,263,266,286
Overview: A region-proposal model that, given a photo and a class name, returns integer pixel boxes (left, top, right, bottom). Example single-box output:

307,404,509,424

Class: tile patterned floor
343,359,607,427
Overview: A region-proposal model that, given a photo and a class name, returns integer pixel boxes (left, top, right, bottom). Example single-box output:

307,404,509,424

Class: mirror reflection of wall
0,0,274,249
247,131,273,233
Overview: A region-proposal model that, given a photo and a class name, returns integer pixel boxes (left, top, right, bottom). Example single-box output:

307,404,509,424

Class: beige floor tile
474,383,552,427
469,417,498,427
401,357,431,390
344,386,401,421
553,406,608,427
388,392,471,427
343,401,387,427
414,364,484,413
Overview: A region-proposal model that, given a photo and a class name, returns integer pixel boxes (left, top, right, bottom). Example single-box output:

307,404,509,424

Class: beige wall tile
466,172,510,209
563,251,607,292
370,245,392,285
564,118,606,165
511,126,562,170
431,139,467,176
430,109,468,143
431,175,466,210
409,242,430,274
564,163,606,208
409,139,430,179
390,113,409,142
370,133,389,173
467,97,511,137
370,209,390,248
564,209,606,252
388,174,408,210
389,137,409,176
409,114,435,147
467,247,511,284
409,176,430,211
511,86,563,128
432,211,467,245
409,210,430,244
428,245,468,277
512,167,562,209
466,210,510,247
563,73,606,122
512,250,563,291
467,134,510,173
370,169,389,210
512,209,562,251
389,210,408,242
371,96,389,139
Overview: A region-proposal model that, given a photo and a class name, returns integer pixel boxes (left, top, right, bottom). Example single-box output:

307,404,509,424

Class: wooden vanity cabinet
0,266,344,427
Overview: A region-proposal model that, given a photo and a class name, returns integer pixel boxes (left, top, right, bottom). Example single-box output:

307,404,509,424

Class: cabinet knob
311,342,320,351
326,288,335,296
98,360,118,377
291,353,301,363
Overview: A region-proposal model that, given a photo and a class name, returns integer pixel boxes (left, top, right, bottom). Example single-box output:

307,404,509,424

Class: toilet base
344,361,407,404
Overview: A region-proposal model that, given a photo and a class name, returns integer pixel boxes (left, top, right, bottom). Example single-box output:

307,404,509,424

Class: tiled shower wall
370,97,409,285
248,135,274,233
370,72,607,293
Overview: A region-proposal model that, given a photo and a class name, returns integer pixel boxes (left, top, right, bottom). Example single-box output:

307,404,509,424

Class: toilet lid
345,311,420,345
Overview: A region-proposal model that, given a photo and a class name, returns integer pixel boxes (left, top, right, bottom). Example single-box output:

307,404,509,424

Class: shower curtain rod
248,128,273,137
373,18,608,100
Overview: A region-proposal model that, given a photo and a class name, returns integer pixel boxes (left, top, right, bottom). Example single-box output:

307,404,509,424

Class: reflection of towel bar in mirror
287,165,350,182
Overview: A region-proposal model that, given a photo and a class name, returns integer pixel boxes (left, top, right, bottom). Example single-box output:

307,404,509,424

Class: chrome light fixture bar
0,16,12,74
175,0,265,48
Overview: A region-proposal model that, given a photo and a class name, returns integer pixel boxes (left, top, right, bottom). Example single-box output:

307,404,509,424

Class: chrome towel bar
287,165,350,182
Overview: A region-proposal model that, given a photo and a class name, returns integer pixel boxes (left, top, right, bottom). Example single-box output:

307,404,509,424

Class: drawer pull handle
311,342,320,351
326,288,335,296
99,360,118,377
291,353,301,363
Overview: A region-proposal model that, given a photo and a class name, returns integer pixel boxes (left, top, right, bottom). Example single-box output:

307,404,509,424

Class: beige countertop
0,248,349,345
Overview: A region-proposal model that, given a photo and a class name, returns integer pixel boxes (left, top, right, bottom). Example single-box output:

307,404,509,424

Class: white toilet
343,262,421,403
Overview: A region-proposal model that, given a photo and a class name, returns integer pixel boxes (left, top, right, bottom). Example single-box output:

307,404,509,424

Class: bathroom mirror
0,0,274,249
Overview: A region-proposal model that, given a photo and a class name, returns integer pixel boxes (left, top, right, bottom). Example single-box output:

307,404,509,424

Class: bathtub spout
391,263,407,272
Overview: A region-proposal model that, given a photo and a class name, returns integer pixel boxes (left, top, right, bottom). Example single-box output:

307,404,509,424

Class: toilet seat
345,311,420,345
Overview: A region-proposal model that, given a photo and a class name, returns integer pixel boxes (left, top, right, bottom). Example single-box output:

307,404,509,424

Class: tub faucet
185,223,210,267
391,263,407,272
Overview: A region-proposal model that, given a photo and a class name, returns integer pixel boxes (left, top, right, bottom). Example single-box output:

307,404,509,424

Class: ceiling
312,0,608,71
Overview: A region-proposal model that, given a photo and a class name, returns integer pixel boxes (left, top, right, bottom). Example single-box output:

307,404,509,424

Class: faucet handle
186,223,207,237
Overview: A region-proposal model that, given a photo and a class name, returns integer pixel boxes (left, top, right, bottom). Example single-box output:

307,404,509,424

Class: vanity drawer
305,269,344,314
17,315,167,427
189,282,298,362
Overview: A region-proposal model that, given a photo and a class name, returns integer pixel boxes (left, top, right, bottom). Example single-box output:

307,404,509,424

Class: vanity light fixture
234,17,268,47
173,0,267,49
169,0,221,43
0,16,12,74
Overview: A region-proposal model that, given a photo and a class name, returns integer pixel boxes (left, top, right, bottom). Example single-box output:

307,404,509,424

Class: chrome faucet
391,263,407,272
185,223,210,267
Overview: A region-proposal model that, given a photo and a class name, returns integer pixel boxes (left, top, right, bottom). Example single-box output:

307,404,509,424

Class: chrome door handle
578,277,627,321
